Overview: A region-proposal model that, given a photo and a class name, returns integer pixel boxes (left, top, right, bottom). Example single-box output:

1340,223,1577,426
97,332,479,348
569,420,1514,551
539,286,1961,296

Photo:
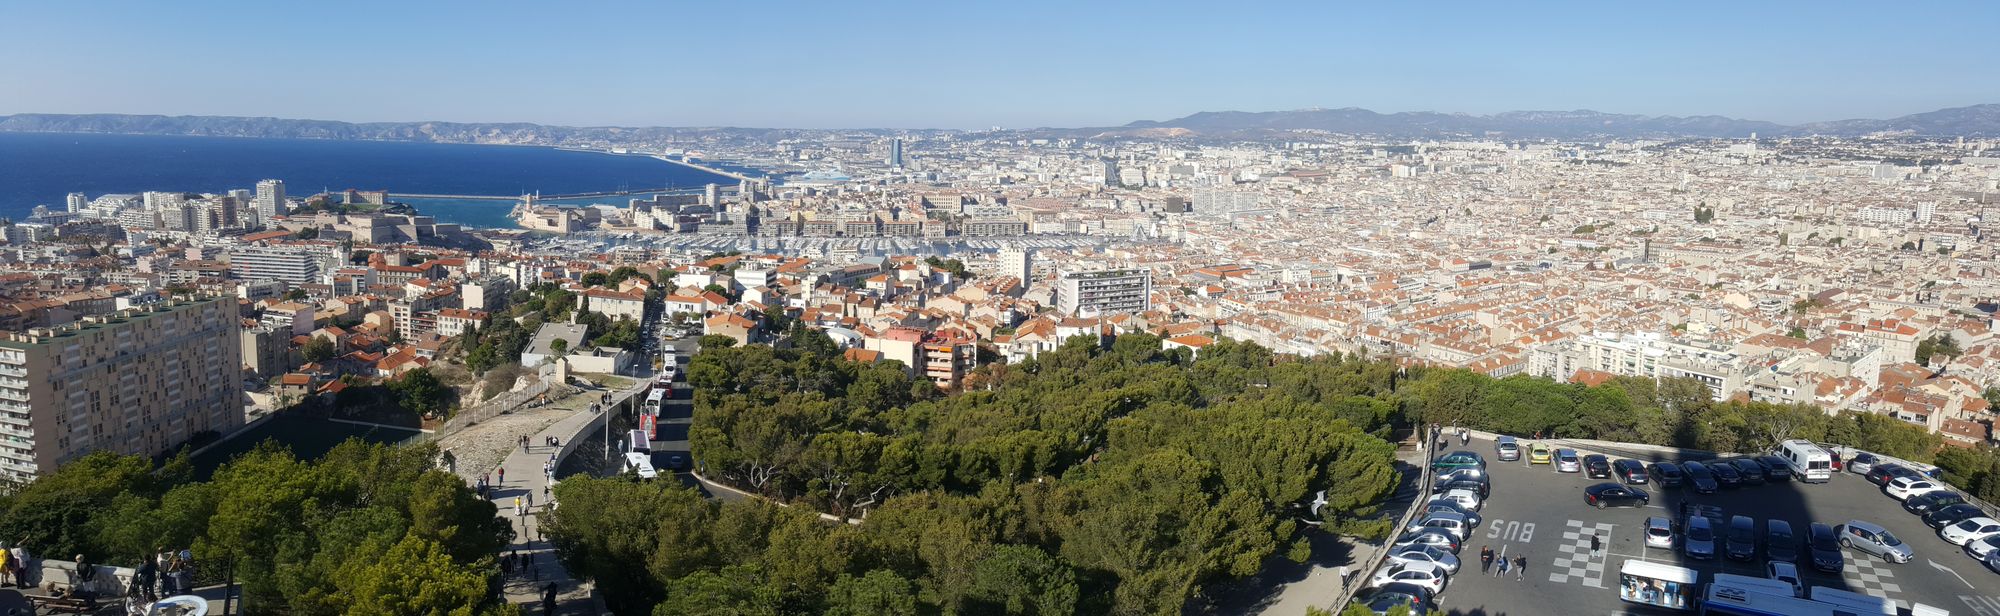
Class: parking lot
1408,435,2000,615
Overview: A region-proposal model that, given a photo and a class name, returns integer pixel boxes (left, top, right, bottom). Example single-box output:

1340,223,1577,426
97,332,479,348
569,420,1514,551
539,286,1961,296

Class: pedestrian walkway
484,407,603,615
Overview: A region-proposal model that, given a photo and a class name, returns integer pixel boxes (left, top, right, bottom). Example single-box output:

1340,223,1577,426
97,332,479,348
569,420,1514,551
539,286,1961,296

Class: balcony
0,413,27,428
0,364,25,377
0,352,23,366
0,376,27,389
0,390,27,403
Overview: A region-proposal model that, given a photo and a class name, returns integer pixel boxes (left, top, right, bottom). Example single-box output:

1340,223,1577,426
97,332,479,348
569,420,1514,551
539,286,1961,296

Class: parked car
1765,519,1799,564
1584,454,1612,478
1838,520,1913,563
1807,523,1844,573
1684,516,1718,560
1925,503,1987,530
1866,463,1917,486
1680,461,1719,494
1434,479,1490,499
1708,460,1744,488
1647,462,1686,488
1433,450,1486,474
1726,515,1759,561
1615,459,1649,484
1370,561,1448,595
1942,517,2000,546
1819,445,1843,472
1583,483,1651,508
1387,544,1462,574
1848,452,1880,475
1494,436,1521,462
1904,490,1966,515
1404,512,1472,541
1393,529,1461,554
1434,468,1489,488
1968,535,2000,561
1423,500,1482,529
1528,444,1554,464
1755,455,1793,482
1728,458,1768,486
1644,516,1677,549
1885,476,1945,501
1766,561,1804,598
1434,489,1481,511
1354,583,1434,616
1988,550,2000,575
1555,449,1583,473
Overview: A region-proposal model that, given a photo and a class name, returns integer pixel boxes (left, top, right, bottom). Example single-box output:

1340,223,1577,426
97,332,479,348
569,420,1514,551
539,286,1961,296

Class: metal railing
1331,430,1437,611
418,378,552,442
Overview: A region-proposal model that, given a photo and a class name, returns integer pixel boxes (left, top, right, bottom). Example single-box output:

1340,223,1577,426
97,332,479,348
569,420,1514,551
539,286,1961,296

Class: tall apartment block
1055,268,1152,317
0,296,244,482
253,179,287,220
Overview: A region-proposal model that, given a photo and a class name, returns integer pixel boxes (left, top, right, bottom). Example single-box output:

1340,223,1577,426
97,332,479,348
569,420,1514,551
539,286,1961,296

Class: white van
1776,440,1833,483
624,452,658,479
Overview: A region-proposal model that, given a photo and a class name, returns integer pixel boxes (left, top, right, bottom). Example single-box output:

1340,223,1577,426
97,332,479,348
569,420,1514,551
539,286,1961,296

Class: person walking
515,496,524,517
0,543,12,588
73,554,96,597
498,467,505,486
1479,546,1494,574
134,555,157,601
1496,554,1509,577
1514,555,1527,581
542,582,559,615
9,539,28,588
526,492,534,509
1590,533,1603,557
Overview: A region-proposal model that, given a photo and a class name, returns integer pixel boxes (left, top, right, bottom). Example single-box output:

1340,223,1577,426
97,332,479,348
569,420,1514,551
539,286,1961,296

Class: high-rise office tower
254,179,287,219
0,296,245,482
888,138,905,168
705,183,721,208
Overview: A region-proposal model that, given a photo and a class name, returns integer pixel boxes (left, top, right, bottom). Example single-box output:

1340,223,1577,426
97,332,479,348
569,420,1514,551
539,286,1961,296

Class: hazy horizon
4,1,1998,129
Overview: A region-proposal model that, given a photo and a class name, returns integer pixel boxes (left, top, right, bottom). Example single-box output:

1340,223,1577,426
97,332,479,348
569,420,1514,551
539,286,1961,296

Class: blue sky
2,1,1995,129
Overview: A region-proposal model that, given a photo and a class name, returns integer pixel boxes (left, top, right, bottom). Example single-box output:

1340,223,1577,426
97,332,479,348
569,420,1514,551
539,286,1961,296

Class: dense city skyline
4,1,1999,129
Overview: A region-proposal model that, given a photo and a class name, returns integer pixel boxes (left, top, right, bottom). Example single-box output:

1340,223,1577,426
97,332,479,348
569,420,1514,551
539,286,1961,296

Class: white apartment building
254,179,287,219
1055,268,1152,317
1529,331,1756,401
0,296,244,482
227,246,326,285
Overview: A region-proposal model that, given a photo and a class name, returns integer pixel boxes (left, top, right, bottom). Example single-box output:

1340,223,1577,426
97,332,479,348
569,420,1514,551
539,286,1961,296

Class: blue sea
0,132,744,229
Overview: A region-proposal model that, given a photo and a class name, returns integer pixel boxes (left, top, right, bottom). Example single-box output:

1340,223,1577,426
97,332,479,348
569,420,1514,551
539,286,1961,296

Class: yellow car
1527,444,1554,464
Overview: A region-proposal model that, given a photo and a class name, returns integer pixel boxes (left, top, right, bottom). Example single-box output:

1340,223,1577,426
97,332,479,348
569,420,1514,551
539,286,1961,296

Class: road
1398,434,2000,615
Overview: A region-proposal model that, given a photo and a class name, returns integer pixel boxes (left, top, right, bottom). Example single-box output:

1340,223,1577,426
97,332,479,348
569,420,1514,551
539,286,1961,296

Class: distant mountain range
1112,104,2000,139
2,105,1997,142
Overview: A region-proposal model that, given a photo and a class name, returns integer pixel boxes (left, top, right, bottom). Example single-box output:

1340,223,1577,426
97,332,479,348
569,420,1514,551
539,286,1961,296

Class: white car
1370,561,1447,595
1405,512,1470,541
1644,516,1677,549
1986,548,2000,574
1387,544,1461,574
1555,449,1582,473
1886,476,1945,501
1433,489,1481,511
1966,535,2000,560
1942,517,2000,546
1765,561,1803,598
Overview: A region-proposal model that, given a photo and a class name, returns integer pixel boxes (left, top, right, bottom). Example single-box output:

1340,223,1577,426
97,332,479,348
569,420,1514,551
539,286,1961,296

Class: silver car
1555,449,1582,473
1684,516,1718,560
1839,520,1913,563
1495,436,1521,461
1645,516,1676,549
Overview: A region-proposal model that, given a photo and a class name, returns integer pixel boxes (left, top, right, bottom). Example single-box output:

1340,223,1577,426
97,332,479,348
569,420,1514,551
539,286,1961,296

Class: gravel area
440,406,576,482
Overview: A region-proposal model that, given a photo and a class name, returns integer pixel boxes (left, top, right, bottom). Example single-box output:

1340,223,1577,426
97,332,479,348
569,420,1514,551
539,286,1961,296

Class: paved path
484,406,603,615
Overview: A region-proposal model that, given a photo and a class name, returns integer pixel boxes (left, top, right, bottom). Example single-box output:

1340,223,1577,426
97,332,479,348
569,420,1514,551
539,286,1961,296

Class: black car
1583,454,1612,478
1726,459,1766,486
1765,519,1799,563
1925,503,1987,529
1725,515,1759,561
1583,483,1651,508
1707,461,1743,489
1647,462,1685,488
1755,455,1793,482
1680,461,1718,493
1904,490,1966,515
1865,463,1916,486
1807,522,1844,573
1615,459,1649,484
1356,583,1435,616
1434,479,1490,499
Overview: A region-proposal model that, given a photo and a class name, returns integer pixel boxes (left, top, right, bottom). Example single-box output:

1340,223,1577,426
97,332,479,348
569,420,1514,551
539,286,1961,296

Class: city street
1415,435,2000,615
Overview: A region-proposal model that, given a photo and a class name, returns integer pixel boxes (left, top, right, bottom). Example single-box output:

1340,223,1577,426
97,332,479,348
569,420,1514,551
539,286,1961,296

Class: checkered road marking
1549,519,1616,587
1843,550,1904,608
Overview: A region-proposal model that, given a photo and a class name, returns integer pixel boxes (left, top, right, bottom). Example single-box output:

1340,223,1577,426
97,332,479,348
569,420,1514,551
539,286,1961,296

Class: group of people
0,540,29,588
1477,546,1530,580
1428,424,1472,449
128,548,193,602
